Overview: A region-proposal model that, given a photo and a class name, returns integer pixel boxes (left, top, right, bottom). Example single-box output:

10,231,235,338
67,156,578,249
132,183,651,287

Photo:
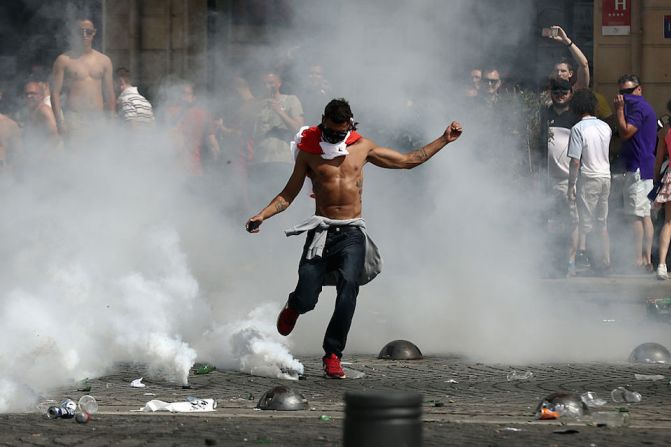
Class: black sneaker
576,250,590,269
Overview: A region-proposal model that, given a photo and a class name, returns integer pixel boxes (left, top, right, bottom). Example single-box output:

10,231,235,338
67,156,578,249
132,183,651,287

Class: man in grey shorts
568,89,612,273
613,75,658,271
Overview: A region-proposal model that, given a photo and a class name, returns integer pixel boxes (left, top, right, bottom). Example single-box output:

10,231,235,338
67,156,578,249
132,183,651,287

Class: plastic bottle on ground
78,395,98,415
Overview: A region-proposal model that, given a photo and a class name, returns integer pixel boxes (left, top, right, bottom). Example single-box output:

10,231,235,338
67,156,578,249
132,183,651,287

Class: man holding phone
543,25,590,91
614,74,658,271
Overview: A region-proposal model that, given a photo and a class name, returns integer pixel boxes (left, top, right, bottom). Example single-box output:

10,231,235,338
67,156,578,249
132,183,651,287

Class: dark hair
72,16,96,28
323,98,353,124
116,67,132,83
570,89,597,117
618,74,640,86
555,58,574,73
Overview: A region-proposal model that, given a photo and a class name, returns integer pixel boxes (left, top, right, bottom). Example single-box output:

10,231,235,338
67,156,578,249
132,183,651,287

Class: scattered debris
507,370,534,381
194,363,217,375
130,378,146,388
611,387,642,403
78,395,98,415
445,379,458,383
580,392,607,407
319,415,332,421
592,411,630,427
76,378,91,392
535,392,589,420
499,427,523,432
342,367,366,379
75,412,90,424
139,398,217,412
634,374,665,381
46,399,77,420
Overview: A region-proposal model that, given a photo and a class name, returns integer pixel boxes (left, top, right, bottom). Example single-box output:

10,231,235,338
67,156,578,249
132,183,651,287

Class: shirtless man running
245,98,462,378
51,18,115,139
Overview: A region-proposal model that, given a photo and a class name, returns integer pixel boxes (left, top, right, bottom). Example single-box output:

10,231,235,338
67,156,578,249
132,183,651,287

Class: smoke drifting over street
0,0,668,413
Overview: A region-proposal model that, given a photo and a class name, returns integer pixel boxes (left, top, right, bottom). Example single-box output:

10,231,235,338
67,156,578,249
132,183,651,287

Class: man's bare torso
303,138,374,220
59,50,108,112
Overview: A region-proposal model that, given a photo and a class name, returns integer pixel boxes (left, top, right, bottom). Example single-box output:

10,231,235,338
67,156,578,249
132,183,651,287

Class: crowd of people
1,20,670,282
463,25,671,280
0,17,332,210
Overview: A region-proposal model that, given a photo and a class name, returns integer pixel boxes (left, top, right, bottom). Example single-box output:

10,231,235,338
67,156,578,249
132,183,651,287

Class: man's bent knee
288,290,320,314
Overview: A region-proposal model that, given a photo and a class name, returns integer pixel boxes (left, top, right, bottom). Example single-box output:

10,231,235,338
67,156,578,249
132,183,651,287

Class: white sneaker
657,264,668,280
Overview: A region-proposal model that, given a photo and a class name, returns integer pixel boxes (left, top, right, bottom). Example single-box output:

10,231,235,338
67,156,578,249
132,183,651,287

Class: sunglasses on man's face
551,89,570,95
485,78,500,85
619,85,639,94
80,28,95,37
319,124,349,144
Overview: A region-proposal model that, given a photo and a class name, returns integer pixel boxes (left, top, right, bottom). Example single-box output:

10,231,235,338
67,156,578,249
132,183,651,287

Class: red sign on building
602,0,631,35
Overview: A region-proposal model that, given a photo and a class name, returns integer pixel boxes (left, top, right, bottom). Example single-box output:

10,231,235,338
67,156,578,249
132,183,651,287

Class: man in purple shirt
614,74,658,271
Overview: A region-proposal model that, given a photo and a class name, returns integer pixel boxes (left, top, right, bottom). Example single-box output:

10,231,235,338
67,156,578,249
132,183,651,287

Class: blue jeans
288,226,366,358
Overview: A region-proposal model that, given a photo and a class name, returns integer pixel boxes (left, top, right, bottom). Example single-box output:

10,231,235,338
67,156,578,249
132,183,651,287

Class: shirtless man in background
23,80,60,150
51,18,115,139
245,98,462,378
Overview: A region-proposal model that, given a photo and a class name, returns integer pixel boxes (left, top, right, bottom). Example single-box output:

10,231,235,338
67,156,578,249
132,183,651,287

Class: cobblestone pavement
2,276,671,446
2,356,670,446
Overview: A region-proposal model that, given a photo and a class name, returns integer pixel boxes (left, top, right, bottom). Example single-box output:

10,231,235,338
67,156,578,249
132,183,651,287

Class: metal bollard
344,391,422,447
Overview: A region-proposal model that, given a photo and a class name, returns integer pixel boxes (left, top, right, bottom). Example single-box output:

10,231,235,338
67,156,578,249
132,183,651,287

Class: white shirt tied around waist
285,215,382,286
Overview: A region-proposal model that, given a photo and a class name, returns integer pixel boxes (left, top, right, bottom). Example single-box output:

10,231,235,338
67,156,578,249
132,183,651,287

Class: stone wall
593,0,671,114
103,0,208,100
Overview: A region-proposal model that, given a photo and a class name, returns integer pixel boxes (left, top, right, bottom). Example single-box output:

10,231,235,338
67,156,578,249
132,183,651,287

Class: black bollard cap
345,391,423,408
257,386,308,411
629,342,671,364
378,340,423,360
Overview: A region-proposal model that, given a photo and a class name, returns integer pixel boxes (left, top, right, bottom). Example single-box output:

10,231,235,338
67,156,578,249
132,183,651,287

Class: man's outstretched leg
322,228,365,378
278,253,325,336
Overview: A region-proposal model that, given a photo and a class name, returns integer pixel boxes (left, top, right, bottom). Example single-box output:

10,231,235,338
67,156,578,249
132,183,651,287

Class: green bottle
194,363,216,375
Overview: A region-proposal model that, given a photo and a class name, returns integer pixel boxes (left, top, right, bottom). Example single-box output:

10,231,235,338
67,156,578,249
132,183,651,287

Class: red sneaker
276,303,299,336
322,353,346,379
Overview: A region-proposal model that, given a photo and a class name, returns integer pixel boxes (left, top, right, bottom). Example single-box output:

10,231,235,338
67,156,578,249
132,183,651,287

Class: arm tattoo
274,198,289,213
409,148,429,163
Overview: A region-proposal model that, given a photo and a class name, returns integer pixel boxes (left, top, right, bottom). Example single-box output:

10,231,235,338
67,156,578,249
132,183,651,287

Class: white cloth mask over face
319,131,351,160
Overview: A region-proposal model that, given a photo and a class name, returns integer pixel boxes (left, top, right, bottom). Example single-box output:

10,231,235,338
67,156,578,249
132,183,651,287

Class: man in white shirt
567,89,613,273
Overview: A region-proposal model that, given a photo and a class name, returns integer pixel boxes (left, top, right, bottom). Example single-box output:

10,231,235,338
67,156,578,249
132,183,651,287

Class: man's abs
313,177,363,220
66,78,104,111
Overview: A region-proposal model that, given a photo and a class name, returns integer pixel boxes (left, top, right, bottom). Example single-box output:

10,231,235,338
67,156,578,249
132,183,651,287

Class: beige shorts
551,180,578,226
623,169,653,217
577,175,611,233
